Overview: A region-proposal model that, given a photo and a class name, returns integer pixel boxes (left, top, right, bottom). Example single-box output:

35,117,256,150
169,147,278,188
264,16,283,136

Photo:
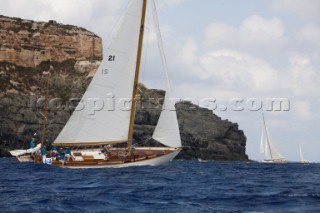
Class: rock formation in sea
0,15,248,161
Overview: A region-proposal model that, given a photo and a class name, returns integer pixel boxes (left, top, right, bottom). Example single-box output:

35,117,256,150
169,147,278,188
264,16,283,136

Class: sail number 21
108,55,115,61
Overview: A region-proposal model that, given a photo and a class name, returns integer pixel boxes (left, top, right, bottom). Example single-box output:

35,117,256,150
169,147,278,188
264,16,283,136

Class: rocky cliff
0,15,102,68
0,15,248,161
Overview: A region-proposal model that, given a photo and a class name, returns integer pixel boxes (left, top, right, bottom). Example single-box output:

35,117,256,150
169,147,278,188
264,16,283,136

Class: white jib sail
54,0,144,145
150,0,182,148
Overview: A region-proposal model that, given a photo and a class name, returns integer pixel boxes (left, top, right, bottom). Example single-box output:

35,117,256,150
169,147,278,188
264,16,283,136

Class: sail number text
102,68,108,74
108,55,115,61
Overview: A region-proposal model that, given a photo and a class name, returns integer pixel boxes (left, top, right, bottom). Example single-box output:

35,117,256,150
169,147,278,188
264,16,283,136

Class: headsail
150,0,182,148
53,0,144,145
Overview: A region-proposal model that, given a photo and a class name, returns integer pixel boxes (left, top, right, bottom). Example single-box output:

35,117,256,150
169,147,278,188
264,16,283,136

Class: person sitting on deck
51,146,58,161
65,147,71,162
58,148,65,161
41,146,47,163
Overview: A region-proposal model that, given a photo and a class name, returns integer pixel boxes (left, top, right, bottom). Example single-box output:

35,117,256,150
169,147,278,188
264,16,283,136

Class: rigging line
262,113,273,160
151,0,172,95
141,5,151,85
135,137,152,146
104,1,131,49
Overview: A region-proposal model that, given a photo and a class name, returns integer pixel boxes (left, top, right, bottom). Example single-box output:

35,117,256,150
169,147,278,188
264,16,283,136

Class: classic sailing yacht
11,0,182,168
299,145,308,163
260,114,288,163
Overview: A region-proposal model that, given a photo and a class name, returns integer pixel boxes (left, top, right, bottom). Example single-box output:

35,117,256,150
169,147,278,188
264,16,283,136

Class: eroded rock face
0,15,102,68
176,102,247,161
0,15,248,161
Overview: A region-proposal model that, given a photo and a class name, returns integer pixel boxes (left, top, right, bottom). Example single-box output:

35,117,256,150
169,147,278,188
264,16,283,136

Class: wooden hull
14,147,182,168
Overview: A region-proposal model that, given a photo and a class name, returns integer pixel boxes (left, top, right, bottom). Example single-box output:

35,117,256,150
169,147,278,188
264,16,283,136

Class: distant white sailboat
260,114,288,163
299,145,308,163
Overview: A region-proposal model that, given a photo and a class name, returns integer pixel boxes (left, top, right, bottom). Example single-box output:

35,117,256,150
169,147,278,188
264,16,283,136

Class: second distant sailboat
299,145,309,163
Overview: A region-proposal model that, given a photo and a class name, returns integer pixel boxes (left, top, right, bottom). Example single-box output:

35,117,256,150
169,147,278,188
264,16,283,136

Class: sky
1,0,319,162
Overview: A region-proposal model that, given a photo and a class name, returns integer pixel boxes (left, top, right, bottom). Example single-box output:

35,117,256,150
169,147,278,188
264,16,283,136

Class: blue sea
0,158,319,213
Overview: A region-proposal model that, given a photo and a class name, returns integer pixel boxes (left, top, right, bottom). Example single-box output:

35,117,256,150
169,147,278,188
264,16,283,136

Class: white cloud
0,0,48,21
300,24,320,41
293,101,313,120
204,22,236,45
272,0,320,20
283,53,318,97
297,24,320,49
204,15,286,51
177,37,199,67
189,49,280,92
239,15,286,48
46,0,93,24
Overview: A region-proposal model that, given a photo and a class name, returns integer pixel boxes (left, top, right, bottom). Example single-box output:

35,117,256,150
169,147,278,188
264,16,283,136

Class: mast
262,113,273,160
40,73,50,149
127,0,147,152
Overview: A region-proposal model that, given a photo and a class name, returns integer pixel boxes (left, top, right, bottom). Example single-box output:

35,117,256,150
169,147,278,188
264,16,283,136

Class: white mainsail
150,0,182,148
261,114,287,162
53,0,144,145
